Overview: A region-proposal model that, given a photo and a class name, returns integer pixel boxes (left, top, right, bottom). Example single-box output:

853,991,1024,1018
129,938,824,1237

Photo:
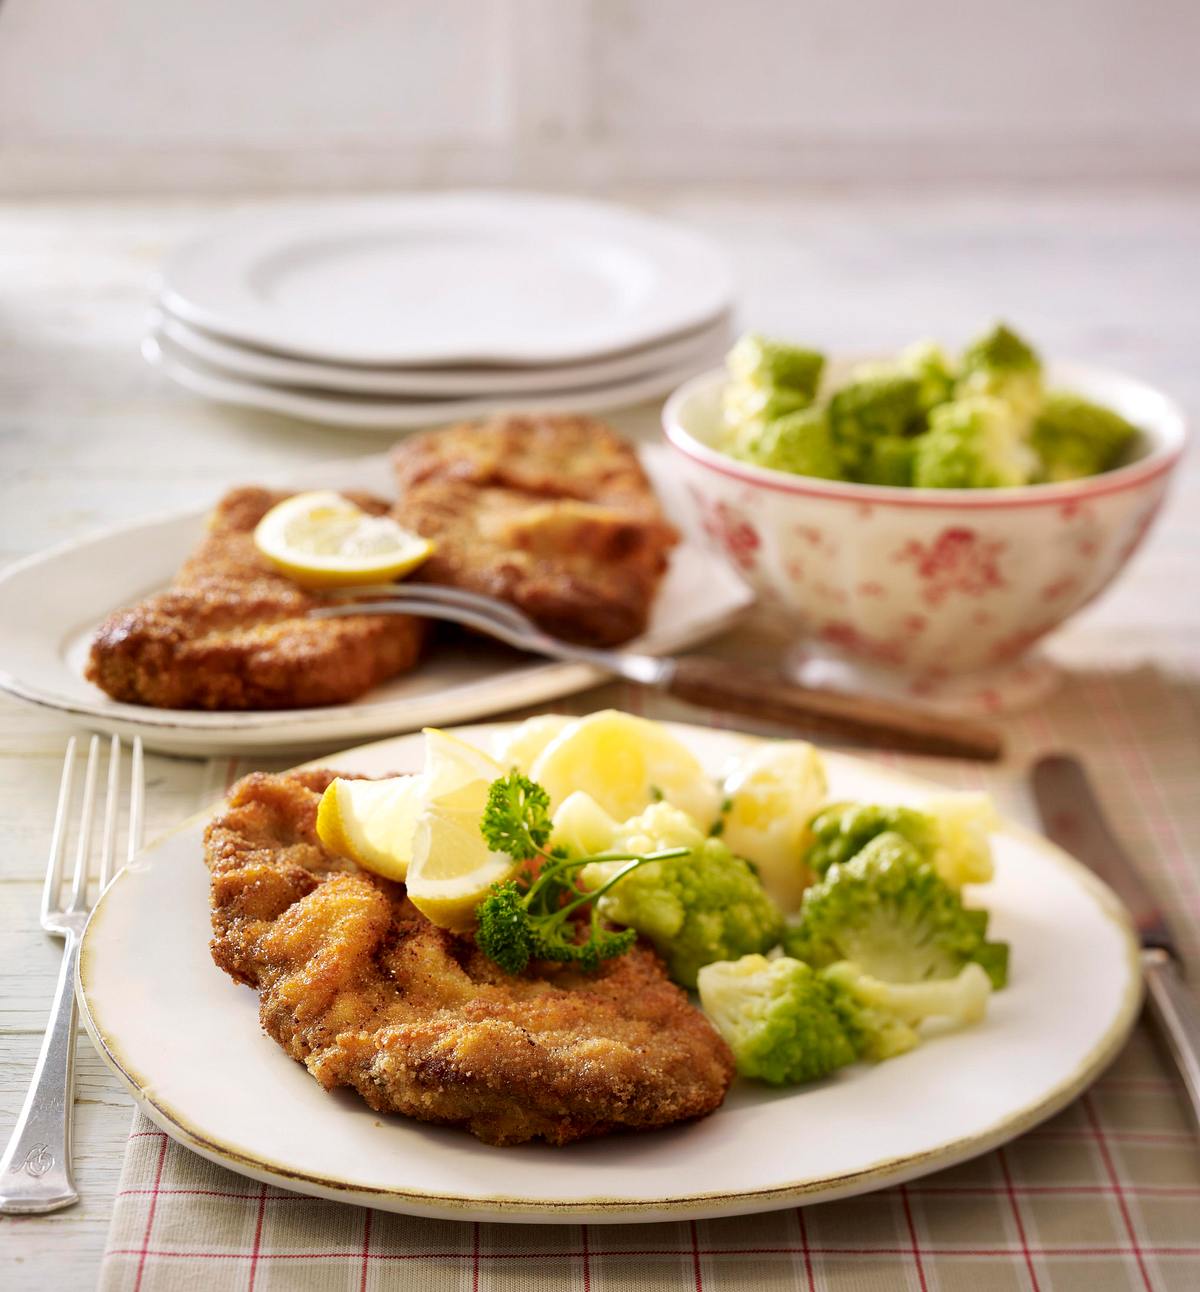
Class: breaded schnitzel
393,414,678,646
85,488,424,710
205,769,735,1145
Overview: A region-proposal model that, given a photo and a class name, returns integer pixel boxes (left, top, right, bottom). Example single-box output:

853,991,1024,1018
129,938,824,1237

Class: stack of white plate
145,193,736,432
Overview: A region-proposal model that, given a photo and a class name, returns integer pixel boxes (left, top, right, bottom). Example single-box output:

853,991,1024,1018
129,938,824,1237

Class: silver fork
311,584,1003,760
0,734,144,1214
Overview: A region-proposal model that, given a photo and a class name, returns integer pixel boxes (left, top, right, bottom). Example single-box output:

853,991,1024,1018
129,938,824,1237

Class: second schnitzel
393,414,679,646
205,769,735,1145
86,488,425,709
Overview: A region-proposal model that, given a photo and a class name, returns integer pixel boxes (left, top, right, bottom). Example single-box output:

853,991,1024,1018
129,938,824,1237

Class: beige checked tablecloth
98,660,1200,1292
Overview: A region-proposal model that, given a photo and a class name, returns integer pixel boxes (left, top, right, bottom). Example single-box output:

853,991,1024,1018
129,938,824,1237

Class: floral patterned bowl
663,360,1187,710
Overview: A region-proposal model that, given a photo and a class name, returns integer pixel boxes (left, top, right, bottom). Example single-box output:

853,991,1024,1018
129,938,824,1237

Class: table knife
1032,754,1200,1130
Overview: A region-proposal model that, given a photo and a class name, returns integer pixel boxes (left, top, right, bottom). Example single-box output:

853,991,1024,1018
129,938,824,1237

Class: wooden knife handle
665,655,1003,761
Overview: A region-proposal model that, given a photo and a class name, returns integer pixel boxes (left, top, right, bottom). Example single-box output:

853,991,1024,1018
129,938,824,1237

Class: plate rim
151,306,734,396
143,331,725,431
159,192,735,366
76,724,1144,1221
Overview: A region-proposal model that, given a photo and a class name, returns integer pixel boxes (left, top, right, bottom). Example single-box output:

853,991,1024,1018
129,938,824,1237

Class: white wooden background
1,186,1198,1286
3,0,1199,192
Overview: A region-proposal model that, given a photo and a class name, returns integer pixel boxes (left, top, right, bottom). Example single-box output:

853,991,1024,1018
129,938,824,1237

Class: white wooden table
1,189,1197,1288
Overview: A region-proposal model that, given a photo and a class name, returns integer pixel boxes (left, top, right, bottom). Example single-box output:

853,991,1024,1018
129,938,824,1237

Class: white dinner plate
159,194,735,365
151,307,734,397
144,332,721,431
78,721,1141,1224
0,450,752,756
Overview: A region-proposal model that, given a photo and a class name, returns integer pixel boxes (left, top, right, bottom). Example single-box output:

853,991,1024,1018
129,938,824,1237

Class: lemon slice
253,490,434,587
721,741,827,912
422,727,505,808
316,775,423,881
402,728,515,930
406,806,517,931
529,710,722,826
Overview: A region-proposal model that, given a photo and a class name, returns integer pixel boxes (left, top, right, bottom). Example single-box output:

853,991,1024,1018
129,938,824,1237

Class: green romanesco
913,395,1039,488
697,955,861,1083
822,960,992,1060
580,802,784,988
853,340,956,415
957,323,1044,421
697,954,993,1084
784,831,1008,987
726,334,825,403
1032,391,1139,482
742,405,844,480
806,795,997,888
828,373,924,480
861,434,916,486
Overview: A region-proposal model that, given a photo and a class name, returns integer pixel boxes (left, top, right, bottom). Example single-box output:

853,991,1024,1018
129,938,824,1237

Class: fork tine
314,599,541,653
67,736,100,914
320,582,537,633
98,735,121,891
128,737,145,863
40,737,78,923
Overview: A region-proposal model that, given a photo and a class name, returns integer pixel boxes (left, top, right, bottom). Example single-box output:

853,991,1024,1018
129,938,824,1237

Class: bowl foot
784,646,1062,718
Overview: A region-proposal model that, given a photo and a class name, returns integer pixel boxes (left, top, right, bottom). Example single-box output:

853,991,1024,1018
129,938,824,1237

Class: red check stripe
997,1146,1040,1292
130,1132,167,1292
1082,1093,1155,1291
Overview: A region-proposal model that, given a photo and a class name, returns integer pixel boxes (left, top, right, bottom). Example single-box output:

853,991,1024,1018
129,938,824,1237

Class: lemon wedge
405,806,517,932
253,490,434,587
316,727,507,900
404,728,518,931
316,775,423,881
721,741,827,912
529,710,722,826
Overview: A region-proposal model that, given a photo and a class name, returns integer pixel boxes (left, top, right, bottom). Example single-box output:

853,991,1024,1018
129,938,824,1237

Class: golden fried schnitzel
85,488,425,710
392,414,678,646
205,769,735,1145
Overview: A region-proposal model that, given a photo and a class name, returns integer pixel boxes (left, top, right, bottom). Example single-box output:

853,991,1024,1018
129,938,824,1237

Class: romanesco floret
726,334,825,403
899,340,957,411
581,802,784,988
723,383,812,439
697,954,994,1084
853,340,956,415
1032,391,1139,482
957,323,1043,420
913,396,1039,488
697,955,860,1084
822,960,992,1060
828,374,923,480
806,795,996,888
861,435,916,486
745,405,844,480
784,832,1009,987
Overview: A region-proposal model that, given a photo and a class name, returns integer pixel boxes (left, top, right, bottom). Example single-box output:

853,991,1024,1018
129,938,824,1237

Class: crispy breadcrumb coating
205,769,735,1146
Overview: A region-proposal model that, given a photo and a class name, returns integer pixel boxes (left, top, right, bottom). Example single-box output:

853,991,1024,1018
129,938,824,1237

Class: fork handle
0,933,80,1214
665,656,1003,761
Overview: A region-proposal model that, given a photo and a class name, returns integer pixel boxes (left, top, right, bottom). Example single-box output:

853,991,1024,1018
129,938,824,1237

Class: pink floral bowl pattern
663,361,1187,679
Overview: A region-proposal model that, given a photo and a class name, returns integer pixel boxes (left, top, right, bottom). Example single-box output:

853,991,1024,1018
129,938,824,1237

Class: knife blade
1032,753,1200,1134
1031,753,1174,952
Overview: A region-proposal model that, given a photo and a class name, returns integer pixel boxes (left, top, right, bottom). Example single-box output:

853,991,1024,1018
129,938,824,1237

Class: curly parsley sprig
475,771,688,975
